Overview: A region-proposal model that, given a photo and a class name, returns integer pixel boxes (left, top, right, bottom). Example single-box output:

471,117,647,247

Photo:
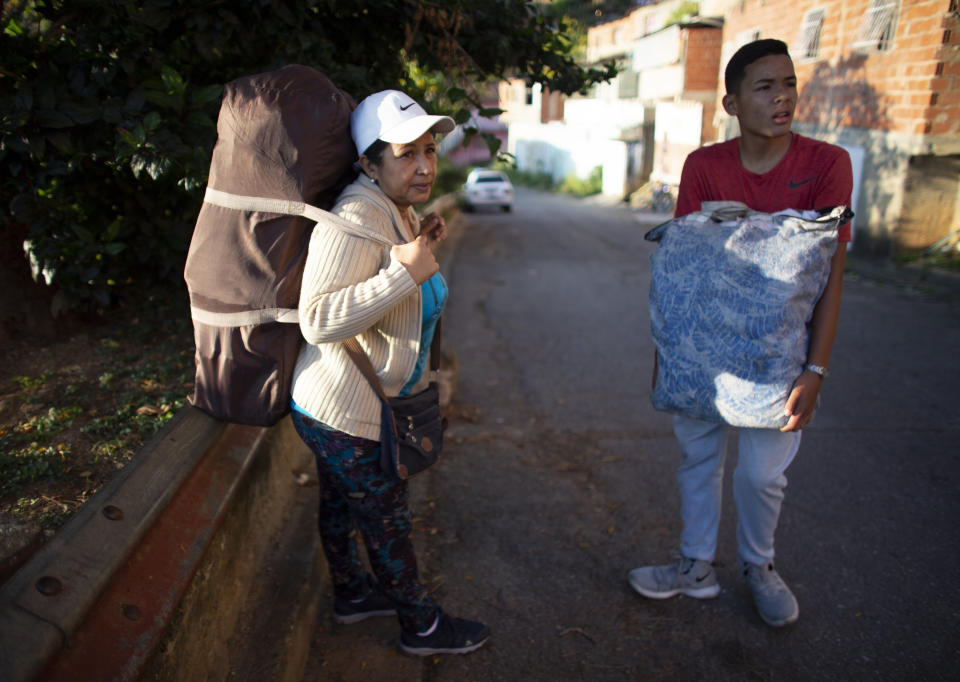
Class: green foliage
81,402,179,440
511,169,558,191
1,1,616,312
432,157,469,198
18,405,83,440
667,2,701,25
544,0,640,27
558,166,603,198
490,159,556,191
12,374,48,393
492,159,602,198
0,442,69,498
894,251,960,273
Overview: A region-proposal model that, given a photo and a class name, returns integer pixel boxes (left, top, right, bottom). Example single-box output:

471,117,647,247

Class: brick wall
718,0,957,139
540,89,565,123
684,27,724,92
927,3,960,137
683,26,724,143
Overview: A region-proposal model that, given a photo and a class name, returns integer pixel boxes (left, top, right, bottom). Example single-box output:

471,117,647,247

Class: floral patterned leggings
291,411,439,632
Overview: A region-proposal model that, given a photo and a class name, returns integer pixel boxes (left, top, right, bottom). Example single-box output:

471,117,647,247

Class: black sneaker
399,611,490,656
332,578,397,624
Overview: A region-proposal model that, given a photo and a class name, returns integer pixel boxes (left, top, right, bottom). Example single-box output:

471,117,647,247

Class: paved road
417,187,960,681
301,187,959,680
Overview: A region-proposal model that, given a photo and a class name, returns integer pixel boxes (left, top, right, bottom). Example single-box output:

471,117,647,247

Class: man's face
723,54,797,141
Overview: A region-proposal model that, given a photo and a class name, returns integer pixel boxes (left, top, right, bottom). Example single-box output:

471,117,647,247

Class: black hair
361,138,389,166
724,39,790,95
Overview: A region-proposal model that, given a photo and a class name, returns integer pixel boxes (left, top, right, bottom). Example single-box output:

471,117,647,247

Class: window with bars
853,0,899,51
736,28,761,46
797,9,825,59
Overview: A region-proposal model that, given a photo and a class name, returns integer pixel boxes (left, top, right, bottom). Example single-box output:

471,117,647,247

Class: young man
629,39,853,627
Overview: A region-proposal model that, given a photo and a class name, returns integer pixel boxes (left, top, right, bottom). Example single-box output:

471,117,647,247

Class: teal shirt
291,270,448,419
399,271,448,396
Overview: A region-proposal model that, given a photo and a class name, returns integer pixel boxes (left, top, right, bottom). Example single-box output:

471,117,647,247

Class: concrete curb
0,409,320,681
0,408,227,681
138,416,319,682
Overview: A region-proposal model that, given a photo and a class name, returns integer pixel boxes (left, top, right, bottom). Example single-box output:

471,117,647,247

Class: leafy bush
0,442,70,498
0,405,80,496
490,160,557,191
1,1,617,313
433,157,469,198
558,166,603,197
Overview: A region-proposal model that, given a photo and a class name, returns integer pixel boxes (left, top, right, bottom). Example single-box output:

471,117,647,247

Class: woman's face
362,131,438,208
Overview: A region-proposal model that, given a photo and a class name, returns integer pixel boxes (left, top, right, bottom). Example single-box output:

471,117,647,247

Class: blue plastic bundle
647,202,851,428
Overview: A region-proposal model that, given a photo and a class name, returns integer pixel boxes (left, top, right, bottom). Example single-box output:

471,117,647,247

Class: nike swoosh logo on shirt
399,102,415,111
789,177,815,188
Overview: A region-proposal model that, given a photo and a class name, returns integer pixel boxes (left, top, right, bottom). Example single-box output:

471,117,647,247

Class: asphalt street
423,188,959,681
304,187,960,680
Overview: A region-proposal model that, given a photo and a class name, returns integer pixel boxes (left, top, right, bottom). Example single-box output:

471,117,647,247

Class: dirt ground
0,285,195,575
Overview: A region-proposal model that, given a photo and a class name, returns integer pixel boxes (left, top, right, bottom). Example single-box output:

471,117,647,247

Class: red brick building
683,23,725,142
705,0,960,255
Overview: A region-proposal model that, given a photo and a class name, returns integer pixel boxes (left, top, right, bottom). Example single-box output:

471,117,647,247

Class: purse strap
343,317,442,400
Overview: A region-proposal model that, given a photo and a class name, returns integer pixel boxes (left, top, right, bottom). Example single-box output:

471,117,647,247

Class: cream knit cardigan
290,175,424,440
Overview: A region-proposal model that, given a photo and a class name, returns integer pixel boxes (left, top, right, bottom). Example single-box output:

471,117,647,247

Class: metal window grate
853,0,899,51
797,9,825,58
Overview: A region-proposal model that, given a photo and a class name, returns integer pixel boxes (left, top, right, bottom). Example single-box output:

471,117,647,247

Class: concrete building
499,0,722,199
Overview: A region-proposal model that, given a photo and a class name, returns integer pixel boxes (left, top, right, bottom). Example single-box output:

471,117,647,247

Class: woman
289,89,489,656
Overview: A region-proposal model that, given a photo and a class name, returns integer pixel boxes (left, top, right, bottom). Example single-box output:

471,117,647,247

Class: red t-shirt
674,134,854,242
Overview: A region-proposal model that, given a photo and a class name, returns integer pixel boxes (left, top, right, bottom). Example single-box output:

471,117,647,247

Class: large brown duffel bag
184,65,357,426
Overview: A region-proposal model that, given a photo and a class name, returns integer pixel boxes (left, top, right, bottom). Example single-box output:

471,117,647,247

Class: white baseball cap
350,89,455,156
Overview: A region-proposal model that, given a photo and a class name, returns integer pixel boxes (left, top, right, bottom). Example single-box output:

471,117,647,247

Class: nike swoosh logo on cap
399,102,415,111
789,177,815,188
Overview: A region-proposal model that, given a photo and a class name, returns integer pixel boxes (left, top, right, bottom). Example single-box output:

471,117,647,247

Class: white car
462,169,513,212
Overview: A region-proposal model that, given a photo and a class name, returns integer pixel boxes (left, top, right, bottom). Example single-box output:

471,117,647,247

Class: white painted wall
633,24,682,71
564,98,648,130
506,98,651,198
640,64,686,101
653,101,704,185
837,143,865,246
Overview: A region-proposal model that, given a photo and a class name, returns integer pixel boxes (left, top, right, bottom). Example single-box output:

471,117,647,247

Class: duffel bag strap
203,187,395,247
343,317,443,399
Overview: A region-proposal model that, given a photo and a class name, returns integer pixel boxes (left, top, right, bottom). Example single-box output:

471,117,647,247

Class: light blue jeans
674,414,802,566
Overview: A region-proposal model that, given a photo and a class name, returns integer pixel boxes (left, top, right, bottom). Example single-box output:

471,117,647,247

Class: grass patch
487,159,603,198
557,166,603,198
0,442,71,499
0,285,194,557
895,251,960,274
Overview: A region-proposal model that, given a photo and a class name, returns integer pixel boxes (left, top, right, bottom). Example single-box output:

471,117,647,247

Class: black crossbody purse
343,318,444,479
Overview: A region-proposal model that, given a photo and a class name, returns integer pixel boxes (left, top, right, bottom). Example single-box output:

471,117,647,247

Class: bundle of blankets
647,202,852,429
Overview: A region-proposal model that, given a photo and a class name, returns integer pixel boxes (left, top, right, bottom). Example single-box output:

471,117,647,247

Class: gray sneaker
628,557,721,599
742,561,799,627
